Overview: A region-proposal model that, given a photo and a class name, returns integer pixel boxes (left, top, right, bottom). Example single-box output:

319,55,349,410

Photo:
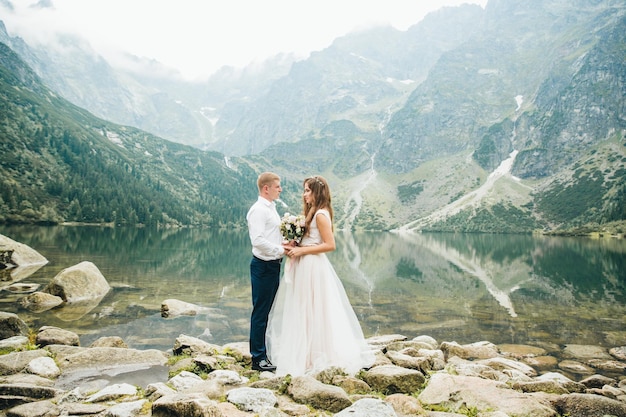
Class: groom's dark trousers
249,256,281,363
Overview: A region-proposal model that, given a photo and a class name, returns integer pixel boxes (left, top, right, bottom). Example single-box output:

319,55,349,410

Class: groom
246,172,286,372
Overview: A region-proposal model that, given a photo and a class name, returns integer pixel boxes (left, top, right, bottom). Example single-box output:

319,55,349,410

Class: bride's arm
288,212,335,258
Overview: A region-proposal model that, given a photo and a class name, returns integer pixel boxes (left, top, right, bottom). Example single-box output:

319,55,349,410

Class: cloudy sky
1,0,487,80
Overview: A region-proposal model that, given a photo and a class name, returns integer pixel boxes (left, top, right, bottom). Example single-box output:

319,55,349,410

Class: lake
1,225,625,356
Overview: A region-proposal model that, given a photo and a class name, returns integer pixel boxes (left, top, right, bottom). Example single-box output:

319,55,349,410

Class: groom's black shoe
252,359,276,372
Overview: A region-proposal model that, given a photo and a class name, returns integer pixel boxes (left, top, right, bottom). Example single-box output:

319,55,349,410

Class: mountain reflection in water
1,225,624,352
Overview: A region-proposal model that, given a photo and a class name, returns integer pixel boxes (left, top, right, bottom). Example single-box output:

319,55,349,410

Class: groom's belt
253,255,282,264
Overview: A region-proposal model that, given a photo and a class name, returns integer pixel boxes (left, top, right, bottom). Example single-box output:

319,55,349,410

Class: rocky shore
0,315,625,417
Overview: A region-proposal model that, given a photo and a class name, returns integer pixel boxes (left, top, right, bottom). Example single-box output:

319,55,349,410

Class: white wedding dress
266,209,375,376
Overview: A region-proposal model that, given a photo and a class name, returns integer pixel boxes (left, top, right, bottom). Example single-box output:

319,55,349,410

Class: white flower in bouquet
280,212,306,243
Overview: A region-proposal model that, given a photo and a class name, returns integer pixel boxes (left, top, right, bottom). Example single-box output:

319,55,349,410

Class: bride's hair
302,175,334,234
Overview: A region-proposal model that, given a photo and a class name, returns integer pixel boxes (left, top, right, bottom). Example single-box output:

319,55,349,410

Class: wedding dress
266,209,375,376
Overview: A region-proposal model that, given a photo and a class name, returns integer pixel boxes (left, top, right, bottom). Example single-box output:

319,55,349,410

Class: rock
440,340,499,360
535,372,586,393
0,350,50,377
89,336,128,348
106,399,148,417
287,375,352,413
0,373,56,388
0,383,63,408
168,371,204,391
0,234,48,282
0,312,30,340
419,373,557,417
335,398,398,416
366,334,408,350
3,283,39,294
172,334,221,356
152,393,221,417
331,375,371,395
145,382,177,402
206,369,248,386
411,335,439,349
510,380,570,394
385,350,432,373
562,344,612,360
42,261,110,303
4,399,59,417
579,374,618,389
161,299,209,317
46,345,168,371
84,383,138,403
522,355,558,371
384,393,426,416
586,358,626,373
609,346,626,361
552,393,626,417
26,357,60,379
19,292,63,313
0,336,29,351
360,364,425,394
221,341,250,364
61,403,107,415
35,326,80,347
476,356,537,377
227,387,277,412
386,340,436,352
498,343,548,358
558,359,595,375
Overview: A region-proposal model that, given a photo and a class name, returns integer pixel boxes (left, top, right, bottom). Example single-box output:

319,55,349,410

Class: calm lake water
1,225,625,355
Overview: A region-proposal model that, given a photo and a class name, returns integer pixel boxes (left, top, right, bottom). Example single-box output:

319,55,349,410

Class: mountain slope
0,42,260,227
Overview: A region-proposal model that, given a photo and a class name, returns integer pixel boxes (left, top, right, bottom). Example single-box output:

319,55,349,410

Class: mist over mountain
0,0,624,233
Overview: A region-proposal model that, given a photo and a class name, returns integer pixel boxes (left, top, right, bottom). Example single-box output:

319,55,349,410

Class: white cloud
1,0,487,80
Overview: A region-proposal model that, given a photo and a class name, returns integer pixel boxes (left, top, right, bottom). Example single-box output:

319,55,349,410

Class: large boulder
552,393,626,417
0,312,29,340
19,292,64,313
361,364,425,394
0,234,48,282
35,326,80,347
288,375,352,413
419,372,558,416
152,393,222,417
42,261,110,303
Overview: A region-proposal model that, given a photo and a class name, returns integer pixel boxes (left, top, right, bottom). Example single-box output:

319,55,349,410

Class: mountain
0,20,297,149
0,0,624,234
0,42,283,227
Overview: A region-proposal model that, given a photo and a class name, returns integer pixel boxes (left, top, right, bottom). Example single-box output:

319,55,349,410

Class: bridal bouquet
280,212,305,244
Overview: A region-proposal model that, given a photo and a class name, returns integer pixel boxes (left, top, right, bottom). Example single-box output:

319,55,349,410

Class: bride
266,175,375,376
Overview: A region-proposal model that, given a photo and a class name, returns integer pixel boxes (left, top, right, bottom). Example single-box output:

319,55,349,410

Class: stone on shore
419,373,558,416
0,234,48,283
42,261,110,303
35,326,80,347
161,298,209,317
553,392,626,417
335,397,397,416
288,375,352,413
361,364,425,394
152,393,221,417
0,312,29,340
18,291,64,313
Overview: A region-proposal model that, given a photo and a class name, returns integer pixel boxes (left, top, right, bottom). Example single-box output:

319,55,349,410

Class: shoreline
1,320,625,416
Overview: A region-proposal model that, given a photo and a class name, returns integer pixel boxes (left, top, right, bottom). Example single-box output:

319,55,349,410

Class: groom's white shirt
247,196,284,261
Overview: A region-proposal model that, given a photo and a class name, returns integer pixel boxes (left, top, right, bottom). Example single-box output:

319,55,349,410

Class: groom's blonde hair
257,172,280,193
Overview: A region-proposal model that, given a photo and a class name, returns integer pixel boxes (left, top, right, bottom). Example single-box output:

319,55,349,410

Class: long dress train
266,209,374,376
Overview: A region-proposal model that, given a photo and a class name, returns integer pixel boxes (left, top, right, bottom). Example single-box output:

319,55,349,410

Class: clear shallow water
1,225,625,357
